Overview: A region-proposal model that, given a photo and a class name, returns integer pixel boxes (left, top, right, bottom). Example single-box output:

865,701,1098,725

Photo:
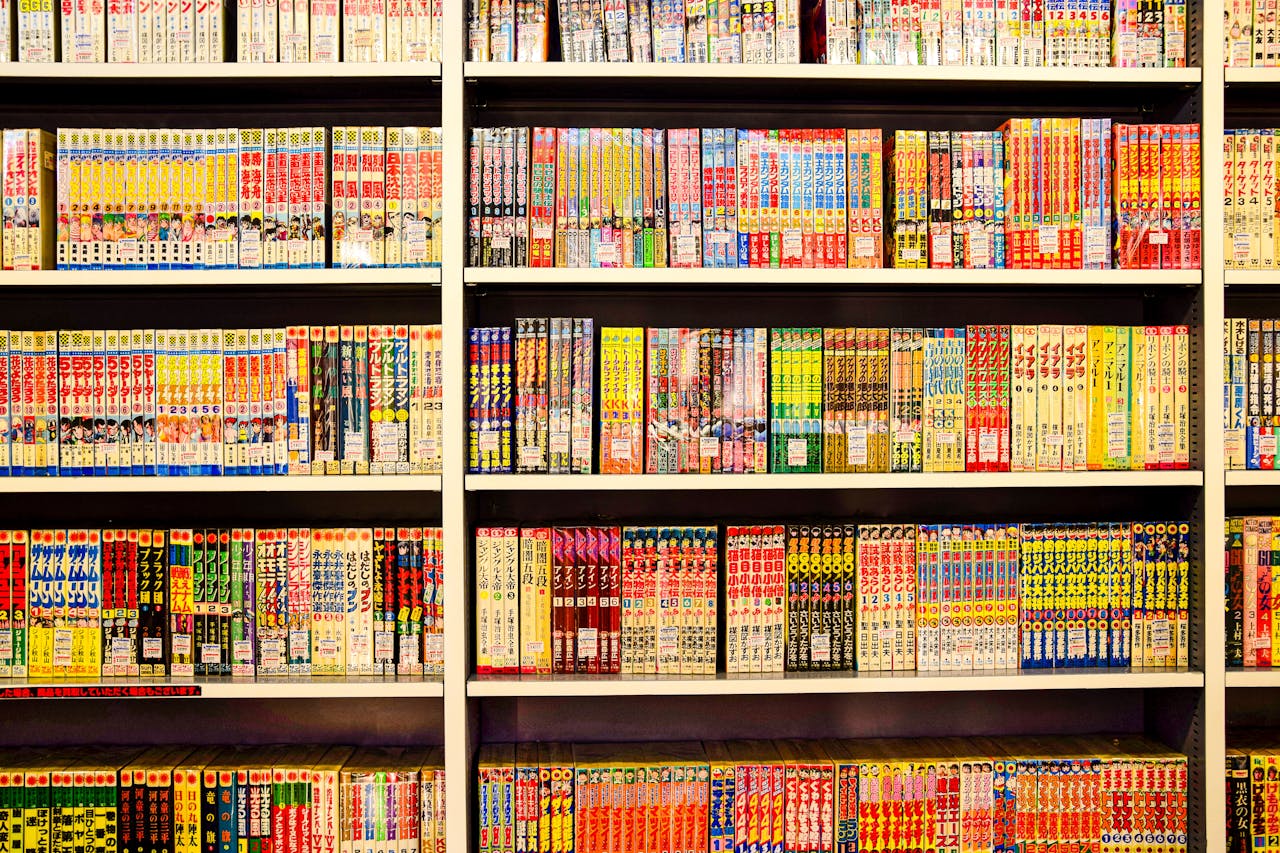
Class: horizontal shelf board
468,668,1203,697
0,62,442,80
0,475,441,493
466,267,1202,287
466,471,1203,491
1226,67,1280,85
1227,669,1280,688
0,677,444,699
467,62,1200,86
0,268,442,287
1225,470,1280,487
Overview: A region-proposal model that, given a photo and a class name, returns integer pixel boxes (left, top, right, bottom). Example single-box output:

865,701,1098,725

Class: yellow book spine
1128,326,1146,471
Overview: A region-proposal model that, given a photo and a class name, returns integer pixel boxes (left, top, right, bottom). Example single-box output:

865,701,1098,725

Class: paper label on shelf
787,438,808,466
1107,413,1128,457
747,633,765,648
847,426,868,465
54,629,73,667
782,228,803,257
261,640,283,668
525,641,546,655
1147,230,1168,246
937,432,956,444
1234,234,1252,261
978,432,999,462
700,436,720,458
577,628,598,657
201,643,221,664
111,638,131,665
375,632,395,661
479,430,501,453
1262,435,1278,456
1151,619,1171,657
610,438,632,461
143,638,163,660
811,633,831,663
0,630,11,661
855,236,876,258
954,631,973,654
1045,433,1064,447
319,639,338,657
1038,225,1060,255
172,633,192,656
234,641,253,663
658,626,679,659
289,630,309,657
550,433,570,453
519,446,544,468
490,235,511,252
1068,628,1086,657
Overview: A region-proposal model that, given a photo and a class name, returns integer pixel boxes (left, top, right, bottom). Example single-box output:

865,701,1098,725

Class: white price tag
675,235,699,265
375,631,395,661
234,640,253,663
1148,230,1169,246
782,228,803,257
0,629,11,660
261,639,283,668
937,432,956,444
1157,423,1176,462
878,628,896,640
1045,433,1064,447
855,236,876,258
747,633,765,648
172,634,192,656
572,437,592,457
111,638,131,665
700,436,720,458
931,231,951,261
787,438,808,466
1107,413,1128,457
342,433,366,462
610,438,632,461
954,631,974,654
289,630,309,657
1038,225,1060,255
598,242,619,265
978,432,998,462
319,639,338,657
532,225,554,240
519,446,544,467
1068,628,1086,657
1150,619,1171,657
201,643,221,664
489,235,511,251
424,634,444,659
479,430,501,452
1235,233,1253,261
525,640,546,655
658,626,679,659
810,633,831,663
577,628,598,657
143,637,163,660
550,433,570,453
1262,435,1278,456
969,231,991,267
846,426,868,465
1084,226,1108,265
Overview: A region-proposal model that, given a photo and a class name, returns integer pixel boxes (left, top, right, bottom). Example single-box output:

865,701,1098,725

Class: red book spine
564,528,578,673
575,527,597,673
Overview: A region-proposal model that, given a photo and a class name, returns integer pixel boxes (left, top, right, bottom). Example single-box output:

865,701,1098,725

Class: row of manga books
477,736,1188,853
1225,0,1280,66
1226,731,1280,853
0,526,444,680
470,321,1193,476
1224,517,1280,668
1224,130,1280,270
0,0,442,62
468,0,1186,67
469,123,1201,271
1223,318,1280,471
0,126,444,271
0,744,445,853
471,520,1190,677
0,325,444,477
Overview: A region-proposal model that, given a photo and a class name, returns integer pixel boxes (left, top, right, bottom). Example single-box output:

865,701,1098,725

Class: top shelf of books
0,62,442,81
465,62,1201,86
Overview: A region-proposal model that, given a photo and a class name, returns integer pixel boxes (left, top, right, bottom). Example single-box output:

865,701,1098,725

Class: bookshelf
0,0,1241,849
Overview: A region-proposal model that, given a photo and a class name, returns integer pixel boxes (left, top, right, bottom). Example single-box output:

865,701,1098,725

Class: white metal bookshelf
0,5,1238,851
